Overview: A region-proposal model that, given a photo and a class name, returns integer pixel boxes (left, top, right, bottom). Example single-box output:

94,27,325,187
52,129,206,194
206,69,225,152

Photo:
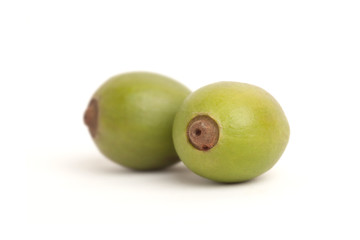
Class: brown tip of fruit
84,98,98,138
186,115,219,151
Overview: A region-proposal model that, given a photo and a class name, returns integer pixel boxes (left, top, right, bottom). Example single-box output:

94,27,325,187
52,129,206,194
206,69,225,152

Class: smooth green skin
90,72,191,170
173,82,290,183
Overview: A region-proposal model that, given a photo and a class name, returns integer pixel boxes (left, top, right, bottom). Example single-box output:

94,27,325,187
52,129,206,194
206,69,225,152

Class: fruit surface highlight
84,72,191,170
172,82,290,183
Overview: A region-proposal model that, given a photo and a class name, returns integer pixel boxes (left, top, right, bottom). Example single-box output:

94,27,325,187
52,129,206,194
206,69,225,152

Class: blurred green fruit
84,72,191,170
172,82,290,182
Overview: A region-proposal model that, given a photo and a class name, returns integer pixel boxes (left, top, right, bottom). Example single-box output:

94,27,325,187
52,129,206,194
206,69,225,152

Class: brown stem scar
186,115,219,151
84,98,98,138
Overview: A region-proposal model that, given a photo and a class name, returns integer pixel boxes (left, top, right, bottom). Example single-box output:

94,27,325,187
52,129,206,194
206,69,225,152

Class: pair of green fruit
84,72,290,183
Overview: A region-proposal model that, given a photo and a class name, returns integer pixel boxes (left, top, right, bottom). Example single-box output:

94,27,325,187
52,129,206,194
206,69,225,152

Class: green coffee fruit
172,82,290,183
84,72,191,170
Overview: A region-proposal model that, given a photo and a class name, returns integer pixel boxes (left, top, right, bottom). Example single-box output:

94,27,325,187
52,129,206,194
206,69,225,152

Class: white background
1,0,360,239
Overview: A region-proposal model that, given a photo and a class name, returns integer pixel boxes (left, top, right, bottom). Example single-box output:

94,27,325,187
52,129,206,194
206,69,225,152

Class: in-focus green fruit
173,82,290,183
84,72,191,170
